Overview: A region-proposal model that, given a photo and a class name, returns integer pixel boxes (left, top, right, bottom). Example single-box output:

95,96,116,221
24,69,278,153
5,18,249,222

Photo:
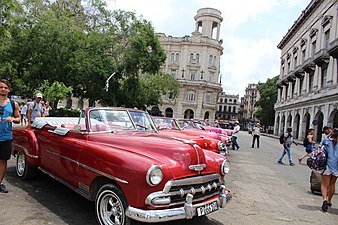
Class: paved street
1,131,337,225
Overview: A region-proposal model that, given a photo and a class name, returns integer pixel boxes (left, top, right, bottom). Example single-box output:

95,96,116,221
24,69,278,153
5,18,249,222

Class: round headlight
146,165,163,186
221,160,230,175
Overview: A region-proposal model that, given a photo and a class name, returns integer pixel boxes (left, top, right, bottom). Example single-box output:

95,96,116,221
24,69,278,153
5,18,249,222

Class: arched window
219,98,223,103
170,53,175,62
175,53,180,62
209,55,213,64
196,53,200,63
190,53,194,61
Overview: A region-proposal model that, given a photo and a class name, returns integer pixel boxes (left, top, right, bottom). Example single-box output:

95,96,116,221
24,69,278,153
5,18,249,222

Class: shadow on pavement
5,164,225,225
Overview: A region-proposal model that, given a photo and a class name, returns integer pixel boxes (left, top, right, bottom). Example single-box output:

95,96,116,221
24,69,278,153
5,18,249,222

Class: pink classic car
177,119,232,147
149,116,227,154
12,107,231,225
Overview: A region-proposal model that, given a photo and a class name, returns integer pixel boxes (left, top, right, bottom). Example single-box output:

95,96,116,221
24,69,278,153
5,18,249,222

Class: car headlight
221,160,230,175
146,165,163,186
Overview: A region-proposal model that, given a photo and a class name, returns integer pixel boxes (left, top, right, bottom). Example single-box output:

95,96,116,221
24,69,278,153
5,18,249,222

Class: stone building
215,93,240,122
155,8,223,120
274,0,338,142
242,83,260,121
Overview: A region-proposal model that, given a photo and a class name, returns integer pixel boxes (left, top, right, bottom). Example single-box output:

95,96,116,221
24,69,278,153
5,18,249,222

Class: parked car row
11,107,232,225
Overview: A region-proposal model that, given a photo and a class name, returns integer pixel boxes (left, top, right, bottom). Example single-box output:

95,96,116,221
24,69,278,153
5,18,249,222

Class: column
313,65,319,90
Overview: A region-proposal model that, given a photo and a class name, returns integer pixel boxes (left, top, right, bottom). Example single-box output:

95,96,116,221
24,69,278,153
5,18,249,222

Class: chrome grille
146,174,223,208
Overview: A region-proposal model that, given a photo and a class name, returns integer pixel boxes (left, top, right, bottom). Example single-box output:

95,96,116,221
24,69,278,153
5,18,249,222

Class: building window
229,99,232,103
196,53,200,63
170,53,175,62
234,99,237,103
301,49,306,64
209,55,213,65
209,72,214,82
224,99,227,103
299,77,304,95
175,53,180,62
324,29,330,49
294,56,297,67
291,81,296,96
190,53,194,62
186,90,196,101
170,69,176,78
219,105,222,111
190,70,197,80
224,106,227,112
219,98,223,103
233,106,236,113
213,56,216,65
168,91,174,99
321,66,327,88
312,40,316,57
309,73,314,92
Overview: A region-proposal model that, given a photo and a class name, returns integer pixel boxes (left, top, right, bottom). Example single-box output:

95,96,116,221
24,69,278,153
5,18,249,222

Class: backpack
279,133,291,144
279,134,285,144
303,136,309,147
307,146,327,171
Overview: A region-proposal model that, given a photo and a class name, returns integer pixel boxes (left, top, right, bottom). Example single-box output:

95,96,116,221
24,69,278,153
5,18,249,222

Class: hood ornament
189,164,206,172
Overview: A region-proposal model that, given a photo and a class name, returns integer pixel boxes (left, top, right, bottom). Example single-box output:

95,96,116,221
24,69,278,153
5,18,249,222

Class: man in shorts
0,79,20,193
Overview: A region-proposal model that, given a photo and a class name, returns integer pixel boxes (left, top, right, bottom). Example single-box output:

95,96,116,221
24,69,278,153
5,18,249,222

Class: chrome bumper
126,185,231,223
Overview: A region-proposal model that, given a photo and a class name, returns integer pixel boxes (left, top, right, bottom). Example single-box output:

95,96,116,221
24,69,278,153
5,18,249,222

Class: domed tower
194,8,223,40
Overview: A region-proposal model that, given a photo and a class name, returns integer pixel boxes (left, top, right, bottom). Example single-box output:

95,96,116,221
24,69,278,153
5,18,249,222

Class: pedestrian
321,126,332,145
298,128,315,163
19,101,28,126
26,92,43,125
0,79,20,193
251,122,262,148
277,127,298,166
42,102,51,117
320,128,338,212
231,121,240,150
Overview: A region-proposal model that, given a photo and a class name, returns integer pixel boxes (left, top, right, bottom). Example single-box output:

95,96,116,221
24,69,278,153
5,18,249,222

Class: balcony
313,49,330,66
302,57,315,73
294,66,305,78
328,38,338,58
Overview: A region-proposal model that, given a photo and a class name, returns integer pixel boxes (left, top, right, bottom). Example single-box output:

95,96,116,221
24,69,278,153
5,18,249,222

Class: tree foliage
254,75,279,128
0,0,174,108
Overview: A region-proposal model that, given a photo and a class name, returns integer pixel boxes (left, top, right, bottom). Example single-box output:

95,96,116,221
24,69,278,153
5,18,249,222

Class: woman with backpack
298,128,315,164
320,128,338,212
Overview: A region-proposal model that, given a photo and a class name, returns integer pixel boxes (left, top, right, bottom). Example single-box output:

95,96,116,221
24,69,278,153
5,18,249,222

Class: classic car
192,119,233,136
177,119,232,147
150,116,227,154
12,107,231,225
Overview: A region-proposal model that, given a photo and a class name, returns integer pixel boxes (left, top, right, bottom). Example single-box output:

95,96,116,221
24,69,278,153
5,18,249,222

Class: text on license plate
196,201,219,216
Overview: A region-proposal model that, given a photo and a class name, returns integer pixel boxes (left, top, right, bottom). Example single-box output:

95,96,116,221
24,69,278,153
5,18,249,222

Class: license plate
196,201,219,216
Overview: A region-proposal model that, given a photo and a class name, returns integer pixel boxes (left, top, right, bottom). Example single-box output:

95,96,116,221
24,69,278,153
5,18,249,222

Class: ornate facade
156,8,223,121
215,93,239,122
274,0,338,142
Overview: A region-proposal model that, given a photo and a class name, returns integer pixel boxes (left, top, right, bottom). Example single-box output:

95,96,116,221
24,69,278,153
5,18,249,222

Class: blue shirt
0,101,13,141
322,138,338,175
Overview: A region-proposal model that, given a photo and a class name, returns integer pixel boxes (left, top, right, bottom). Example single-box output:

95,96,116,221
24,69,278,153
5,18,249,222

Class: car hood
87,131,218,178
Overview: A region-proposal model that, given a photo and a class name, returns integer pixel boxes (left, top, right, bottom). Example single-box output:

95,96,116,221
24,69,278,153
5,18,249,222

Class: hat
322,126,331,132
235,121,239,124
35,93,43,98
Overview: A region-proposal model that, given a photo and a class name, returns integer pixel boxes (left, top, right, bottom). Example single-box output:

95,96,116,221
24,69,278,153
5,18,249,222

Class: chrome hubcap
99,191,124,225
16,152,25,176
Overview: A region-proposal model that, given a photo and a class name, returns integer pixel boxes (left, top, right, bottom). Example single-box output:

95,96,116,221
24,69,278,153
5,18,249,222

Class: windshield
88,109,135,132
152,117,180,130
128,110,157,131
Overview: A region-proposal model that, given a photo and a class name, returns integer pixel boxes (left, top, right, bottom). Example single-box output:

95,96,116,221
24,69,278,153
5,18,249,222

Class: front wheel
95,184,130,225
16,151,37,180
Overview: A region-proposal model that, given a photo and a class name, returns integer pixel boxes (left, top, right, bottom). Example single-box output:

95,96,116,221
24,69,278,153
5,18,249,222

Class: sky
107,0,310,97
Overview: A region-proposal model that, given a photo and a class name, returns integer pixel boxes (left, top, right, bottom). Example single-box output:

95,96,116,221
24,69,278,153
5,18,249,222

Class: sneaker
0,183,8,193
290,163,295,166
322,200,328,212
298,158,302,164
277,161,284,165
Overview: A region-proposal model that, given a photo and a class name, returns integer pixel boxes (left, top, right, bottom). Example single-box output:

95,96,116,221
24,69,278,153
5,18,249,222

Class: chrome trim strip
45,149,128,184
12,143,39,159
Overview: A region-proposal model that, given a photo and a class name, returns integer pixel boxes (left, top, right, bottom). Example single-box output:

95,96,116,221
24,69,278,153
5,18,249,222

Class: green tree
37,80,73,108
255,76,279,128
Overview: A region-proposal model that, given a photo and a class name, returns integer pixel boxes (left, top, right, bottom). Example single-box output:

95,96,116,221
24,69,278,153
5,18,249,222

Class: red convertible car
12,107,231,225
